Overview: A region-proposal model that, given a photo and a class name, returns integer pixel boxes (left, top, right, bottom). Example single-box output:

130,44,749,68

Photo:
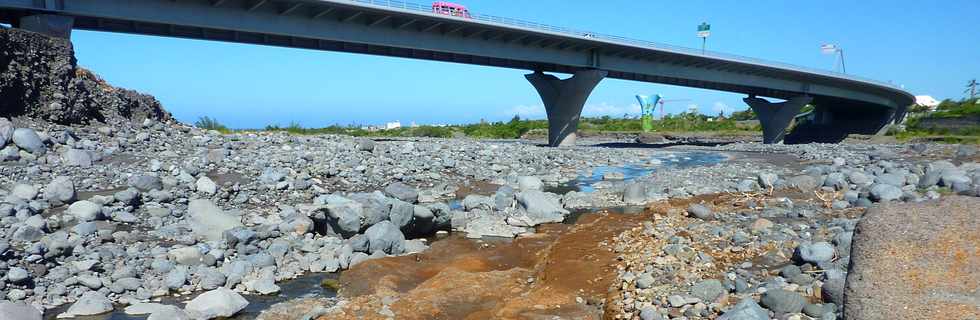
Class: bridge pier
525,70,607,147
19,14,73,39
743,95,813,144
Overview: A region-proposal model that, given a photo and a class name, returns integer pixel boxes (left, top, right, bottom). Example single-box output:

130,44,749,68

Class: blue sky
69,0,979,128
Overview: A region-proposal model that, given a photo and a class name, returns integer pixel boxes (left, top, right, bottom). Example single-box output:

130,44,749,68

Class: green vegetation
729,108,756,121
891,98,980,143
194,116,230,133
205,111,763,139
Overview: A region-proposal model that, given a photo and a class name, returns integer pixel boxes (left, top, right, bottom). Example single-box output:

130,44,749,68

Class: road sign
821,44,838,54
697,23,711,38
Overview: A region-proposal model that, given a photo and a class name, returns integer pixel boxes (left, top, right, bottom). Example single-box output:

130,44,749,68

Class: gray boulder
0,118,13,147
43,176,76,206
687,203,713,220
6,267,30,284
623,183,646,205
718,298,768,320
516,190,568,218
0,301,42,320
12,128,45,154
462,194,494,211
869,183,902,202
757,172,778,189
148,306,191,320
11,183,37,200
364,220,405,255
325,195,364,238
67,200,102,221
188,199,243,241
517,176,544,191
388,199,414,229
690,279,725,302
62,149,93,167
196,177,218,195
761,289,805,314
184,287,248,319
384,182,418,203
128,175,163,192
795,241,835,263
61,292,113,317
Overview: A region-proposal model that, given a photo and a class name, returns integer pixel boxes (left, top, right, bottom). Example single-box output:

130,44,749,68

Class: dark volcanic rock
0,28,171,125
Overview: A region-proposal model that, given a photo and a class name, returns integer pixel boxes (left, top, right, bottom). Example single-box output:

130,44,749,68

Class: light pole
821,44,846,73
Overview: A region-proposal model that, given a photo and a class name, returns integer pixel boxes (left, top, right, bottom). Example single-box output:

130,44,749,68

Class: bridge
0,0,915,146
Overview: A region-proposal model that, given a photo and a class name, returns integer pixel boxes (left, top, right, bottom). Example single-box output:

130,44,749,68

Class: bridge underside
784,99,897,144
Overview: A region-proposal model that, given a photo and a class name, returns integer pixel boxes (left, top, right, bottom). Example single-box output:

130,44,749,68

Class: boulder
869,183,902,202
148,306,191,320
761,289,805,314
62,149,93,167
128,175,163,192
690,279,725,302
517,176,544,191
184,287,248,319
845,196,979,320
325,195,364,238
686,203,713,220
43,176,76,206
364,221,405,255
196,176,218,195
623,183,646,205
516,190,568,218
384,182,418,203
188,199,243,241
67,200,102,221
0,301,42,320
718,298,768,320
12,128,45,154
11,183,37,200
0,118,13,147
795,241,835,264
463,215,528,238
60,292,113,317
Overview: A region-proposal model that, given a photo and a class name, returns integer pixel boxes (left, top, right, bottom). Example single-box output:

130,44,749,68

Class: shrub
194,116,230,133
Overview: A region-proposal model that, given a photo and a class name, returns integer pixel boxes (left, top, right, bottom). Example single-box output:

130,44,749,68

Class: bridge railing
347,0,901,90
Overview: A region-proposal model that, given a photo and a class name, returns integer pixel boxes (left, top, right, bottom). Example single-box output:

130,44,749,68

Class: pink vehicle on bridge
431,1,472,18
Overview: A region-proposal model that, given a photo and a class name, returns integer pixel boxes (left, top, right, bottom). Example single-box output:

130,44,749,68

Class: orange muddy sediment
320,211,652,320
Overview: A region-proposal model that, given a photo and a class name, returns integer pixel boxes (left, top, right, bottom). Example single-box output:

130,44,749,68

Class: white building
915,95,940,110
385,121,402,130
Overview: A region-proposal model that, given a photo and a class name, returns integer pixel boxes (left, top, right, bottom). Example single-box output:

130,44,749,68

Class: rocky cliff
0,27,172,125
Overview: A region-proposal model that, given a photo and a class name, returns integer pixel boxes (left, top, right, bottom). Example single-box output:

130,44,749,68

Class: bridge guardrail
345,0,903,91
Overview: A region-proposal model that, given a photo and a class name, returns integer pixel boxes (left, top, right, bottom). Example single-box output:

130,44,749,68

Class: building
914,95,940,111
385,121,402,130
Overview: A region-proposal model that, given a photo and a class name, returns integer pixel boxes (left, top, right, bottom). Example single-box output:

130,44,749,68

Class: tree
729,108,756,121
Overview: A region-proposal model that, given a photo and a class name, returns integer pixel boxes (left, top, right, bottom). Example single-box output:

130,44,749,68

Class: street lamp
821,44,846,73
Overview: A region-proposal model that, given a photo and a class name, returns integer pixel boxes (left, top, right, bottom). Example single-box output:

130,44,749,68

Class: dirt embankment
0,27,172,125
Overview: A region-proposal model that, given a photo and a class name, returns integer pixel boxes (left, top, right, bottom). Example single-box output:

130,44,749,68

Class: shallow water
562,151,727,192
44,273,338,320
